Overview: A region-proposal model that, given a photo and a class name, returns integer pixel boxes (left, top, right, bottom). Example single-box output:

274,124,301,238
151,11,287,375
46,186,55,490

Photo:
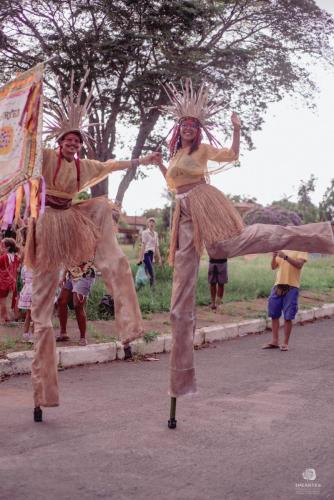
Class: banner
0,64,43,202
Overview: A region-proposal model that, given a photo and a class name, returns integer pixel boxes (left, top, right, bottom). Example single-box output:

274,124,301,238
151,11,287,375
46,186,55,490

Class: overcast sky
110,0,334,215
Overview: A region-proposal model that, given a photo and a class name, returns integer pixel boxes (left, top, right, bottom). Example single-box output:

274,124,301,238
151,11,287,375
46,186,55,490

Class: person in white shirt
139,218,162,286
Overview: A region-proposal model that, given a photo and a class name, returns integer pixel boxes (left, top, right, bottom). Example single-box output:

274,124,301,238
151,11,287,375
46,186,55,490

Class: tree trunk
115,113,161,206
91,178,109,198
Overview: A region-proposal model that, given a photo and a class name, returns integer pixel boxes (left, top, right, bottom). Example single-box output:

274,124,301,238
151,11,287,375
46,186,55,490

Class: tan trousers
170,199,334,398
31,198,143,407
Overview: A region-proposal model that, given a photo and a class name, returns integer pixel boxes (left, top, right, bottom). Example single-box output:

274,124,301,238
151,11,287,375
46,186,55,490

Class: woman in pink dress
0,238,20,323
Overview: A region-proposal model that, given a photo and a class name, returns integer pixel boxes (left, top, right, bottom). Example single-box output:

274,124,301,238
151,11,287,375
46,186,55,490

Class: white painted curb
1,304,333,378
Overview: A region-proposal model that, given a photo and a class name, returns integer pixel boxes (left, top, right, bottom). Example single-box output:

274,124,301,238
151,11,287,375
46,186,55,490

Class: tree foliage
1,0,333,203
142,205,171,236
271,175,320,223
227,193,258,204
319,179,334,221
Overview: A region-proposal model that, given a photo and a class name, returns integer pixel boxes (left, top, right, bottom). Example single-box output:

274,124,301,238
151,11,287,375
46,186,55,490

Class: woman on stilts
158,79,334,428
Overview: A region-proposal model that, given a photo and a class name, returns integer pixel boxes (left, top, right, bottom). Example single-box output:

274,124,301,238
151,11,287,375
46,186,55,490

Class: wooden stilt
168,397,177,429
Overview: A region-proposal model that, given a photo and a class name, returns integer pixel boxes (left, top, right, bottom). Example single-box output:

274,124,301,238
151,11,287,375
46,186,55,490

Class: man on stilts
0,66,160,422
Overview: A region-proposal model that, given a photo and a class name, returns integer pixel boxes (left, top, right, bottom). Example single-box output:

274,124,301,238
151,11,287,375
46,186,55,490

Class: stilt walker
158,79,334,428
1,65,160,422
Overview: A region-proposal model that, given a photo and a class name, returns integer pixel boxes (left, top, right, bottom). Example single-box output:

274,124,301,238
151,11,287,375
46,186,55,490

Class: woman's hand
231,112,241,130
140,152,163,165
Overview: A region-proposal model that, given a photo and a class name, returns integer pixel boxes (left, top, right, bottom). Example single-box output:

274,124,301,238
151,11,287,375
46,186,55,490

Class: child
18,265,34,342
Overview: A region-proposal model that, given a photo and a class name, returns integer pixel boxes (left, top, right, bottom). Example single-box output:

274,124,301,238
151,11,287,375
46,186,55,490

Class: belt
45,194,73,210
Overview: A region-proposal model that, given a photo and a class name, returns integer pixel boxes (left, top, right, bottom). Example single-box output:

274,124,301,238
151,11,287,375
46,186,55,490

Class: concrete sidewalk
1,303,334,378
1,318,334,499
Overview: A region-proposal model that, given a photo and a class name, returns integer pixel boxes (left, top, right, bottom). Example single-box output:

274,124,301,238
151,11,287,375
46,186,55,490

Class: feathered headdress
161,78,225,147
43,69,99,150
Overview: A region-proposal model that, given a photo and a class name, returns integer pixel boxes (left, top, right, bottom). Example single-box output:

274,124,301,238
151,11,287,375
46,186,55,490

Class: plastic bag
135,264,149,290
99,294,115,318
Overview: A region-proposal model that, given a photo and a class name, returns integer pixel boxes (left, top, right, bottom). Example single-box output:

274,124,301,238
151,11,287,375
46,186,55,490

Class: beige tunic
26,149,128,271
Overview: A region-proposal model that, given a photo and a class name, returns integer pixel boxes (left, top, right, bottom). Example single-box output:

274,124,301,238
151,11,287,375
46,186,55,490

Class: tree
244,206,302,226
226,194,258,204
271,196,299,214
319,179,334,221
296,174,319,223
271,175,320,223
1,0,333,204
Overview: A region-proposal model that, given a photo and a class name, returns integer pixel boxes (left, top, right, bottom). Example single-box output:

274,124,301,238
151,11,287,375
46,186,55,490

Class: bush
244,206,302,226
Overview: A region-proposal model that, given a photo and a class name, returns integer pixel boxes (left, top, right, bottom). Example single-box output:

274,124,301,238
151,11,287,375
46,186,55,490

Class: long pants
31,199,143,407
169,198,334,398
144,250,155,286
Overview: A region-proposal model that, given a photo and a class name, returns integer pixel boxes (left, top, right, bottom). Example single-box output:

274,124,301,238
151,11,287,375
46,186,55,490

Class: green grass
224,255,334,300
84,254,334,319
86,324,117,343
0,335,34,356
143,331,160,343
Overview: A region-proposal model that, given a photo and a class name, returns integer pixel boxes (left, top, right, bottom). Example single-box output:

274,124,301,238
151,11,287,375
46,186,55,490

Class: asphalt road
1,319,333,500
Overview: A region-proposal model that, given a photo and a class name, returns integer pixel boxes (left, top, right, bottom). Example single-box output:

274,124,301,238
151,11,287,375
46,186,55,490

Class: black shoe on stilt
33,406,43,422
168,397,177,429
168,417,177,429
124,345,133,361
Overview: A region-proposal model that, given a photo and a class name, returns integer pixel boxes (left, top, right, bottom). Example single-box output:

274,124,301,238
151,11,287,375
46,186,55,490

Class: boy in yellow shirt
262,250,308,351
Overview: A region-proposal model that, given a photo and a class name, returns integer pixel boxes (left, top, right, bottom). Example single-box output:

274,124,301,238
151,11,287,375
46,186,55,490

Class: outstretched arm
205,112,241,163
80,152,161,191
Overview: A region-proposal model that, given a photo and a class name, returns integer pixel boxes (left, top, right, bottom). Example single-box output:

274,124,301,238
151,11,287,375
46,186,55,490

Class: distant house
117,214,147,245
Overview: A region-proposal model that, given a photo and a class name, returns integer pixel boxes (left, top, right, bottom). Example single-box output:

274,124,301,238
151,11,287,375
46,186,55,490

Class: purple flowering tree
244,206,302,226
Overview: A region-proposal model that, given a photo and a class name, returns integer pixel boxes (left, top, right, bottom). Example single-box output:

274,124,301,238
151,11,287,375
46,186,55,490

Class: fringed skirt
24,198,117,271
169,184,244,264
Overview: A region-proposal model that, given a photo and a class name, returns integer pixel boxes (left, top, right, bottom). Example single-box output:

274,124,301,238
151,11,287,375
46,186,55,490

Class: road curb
1,304,334,378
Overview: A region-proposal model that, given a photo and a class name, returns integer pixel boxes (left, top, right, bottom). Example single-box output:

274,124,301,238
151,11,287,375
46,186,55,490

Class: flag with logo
0,63,44,227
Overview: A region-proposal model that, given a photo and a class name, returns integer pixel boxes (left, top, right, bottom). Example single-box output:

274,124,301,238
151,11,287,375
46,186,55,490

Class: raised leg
208,222,334,259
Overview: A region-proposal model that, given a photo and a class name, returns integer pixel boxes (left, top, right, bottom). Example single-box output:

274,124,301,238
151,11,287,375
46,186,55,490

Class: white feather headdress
161,78,225,147
44,70,98,148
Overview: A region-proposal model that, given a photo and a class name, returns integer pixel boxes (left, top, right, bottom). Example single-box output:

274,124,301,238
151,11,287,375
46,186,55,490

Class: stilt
168,397,177,429
123,345,133,360
33,406,43,422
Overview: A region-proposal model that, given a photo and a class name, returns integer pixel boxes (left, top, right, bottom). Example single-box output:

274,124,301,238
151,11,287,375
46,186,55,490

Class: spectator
262,250,307,351
208,257,228,310
0,238,20,323
18,264,34,342
56,261,96,346
139,218,162,287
